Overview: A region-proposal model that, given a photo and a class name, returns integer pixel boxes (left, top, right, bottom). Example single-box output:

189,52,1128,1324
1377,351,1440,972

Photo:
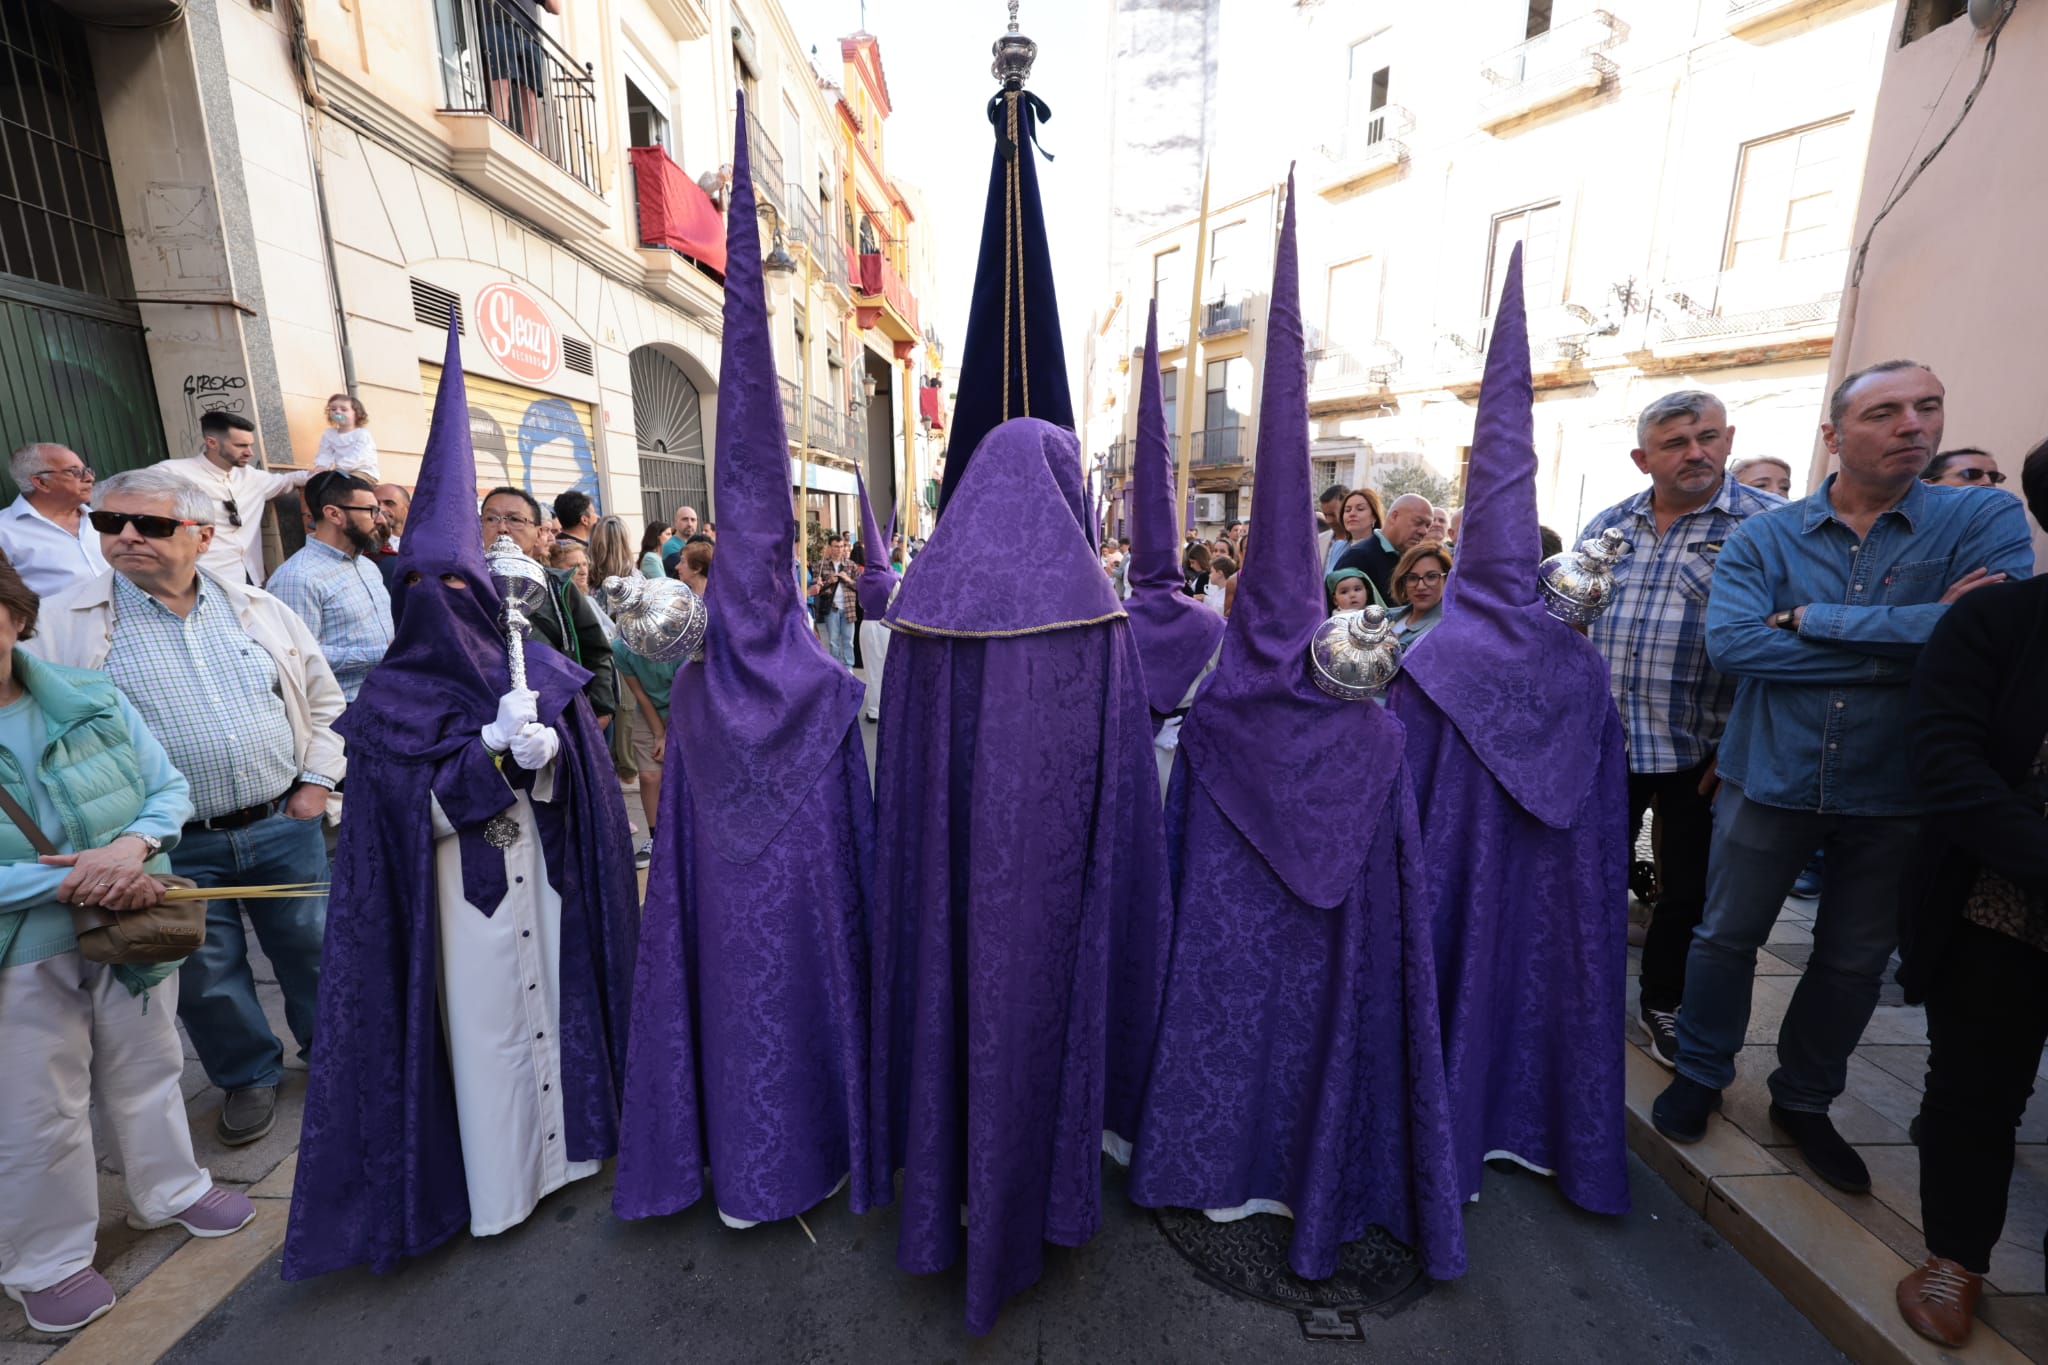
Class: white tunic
429,767,600,1238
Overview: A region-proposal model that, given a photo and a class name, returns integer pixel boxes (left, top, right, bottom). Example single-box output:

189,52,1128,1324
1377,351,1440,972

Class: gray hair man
158,410,312,588
31,466,344,1149
0,443,107,598
1579,390,1782,1066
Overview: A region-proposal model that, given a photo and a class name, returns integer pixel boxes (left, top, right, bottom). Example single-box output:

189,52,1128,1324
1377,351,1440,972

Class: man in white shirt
0,444,107,598
159,411,310,586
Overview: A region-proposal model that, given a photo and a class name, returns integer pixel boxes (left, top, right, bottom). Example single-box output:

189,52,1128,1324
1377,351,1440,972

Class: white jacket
31,569,347,788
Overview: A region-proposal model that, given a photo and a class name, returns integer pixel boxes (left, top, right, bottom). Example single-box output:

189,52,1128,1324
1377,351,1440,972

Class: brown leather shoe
1896,1256,1982,1348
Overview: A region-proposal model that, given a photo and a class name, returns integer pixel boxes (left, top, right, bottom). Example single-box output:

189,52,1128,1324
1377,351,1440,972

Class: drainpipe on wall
283,0,358,401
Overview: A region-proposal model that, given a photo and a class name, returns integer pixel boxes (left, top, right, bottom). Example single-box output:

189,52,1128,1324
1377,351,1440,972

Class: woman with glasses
1389,541,1451,650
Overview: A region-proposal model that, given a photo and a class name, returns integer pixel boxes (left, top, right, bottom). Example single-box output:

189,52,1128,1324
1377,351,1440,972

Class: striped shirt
1581,475,1784,774
265,538,394,700
104,574,304,821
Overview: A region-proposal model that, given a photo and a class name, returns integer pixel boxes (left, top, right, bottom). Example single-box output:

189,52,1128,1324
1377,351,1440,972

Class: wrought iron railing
780,188,824,256
1655,249,1848,344
434,0,600,192
779,376,803,440
1200,297,1254,339
1480,10,1620,88
807,395,847,458
743,107,784,214
1315,105,1414,165
1309,343,1403,392
1107,437,1130,477
1192,425,1247,466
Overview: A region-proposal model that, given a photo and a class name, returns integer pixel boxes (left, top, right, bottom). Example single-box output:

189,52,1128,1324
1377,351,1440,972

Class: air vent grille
563,337,594,375
410,278,463,333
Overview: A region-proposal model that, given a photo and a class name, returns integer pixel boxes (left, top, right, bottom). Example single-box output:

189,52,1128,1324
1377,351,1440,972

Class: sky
778,0,1114,394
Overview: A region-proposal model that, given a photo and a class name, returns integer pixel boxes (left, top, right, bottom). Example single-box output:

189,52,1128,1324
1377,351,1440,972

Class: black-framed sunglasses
1951,467,2008,485
88,510,202,539
222,498,243,528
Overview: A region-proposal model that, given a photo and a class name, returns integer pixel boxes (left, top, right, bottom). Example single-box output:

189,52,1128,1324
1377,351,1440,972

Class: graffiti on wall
420,363,601,511
182,372,248,450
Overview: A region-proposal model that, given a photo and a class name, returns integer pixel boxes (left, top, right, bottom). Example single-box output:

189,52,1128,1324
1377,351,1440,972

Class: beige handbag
0,785,203,965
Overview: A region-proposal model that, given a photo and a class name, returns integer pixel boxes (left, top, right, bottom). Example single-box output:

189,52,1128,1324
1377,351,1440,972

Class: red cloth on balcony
917,384,945,430
631,146,725,277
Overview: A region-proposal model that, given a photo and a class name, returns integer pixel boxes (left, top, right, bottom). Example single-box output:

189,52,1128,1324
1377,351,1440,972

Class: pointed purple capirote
1124,301,1224,718
1401,244,1615,827
854,473,899,620
1386,243,1631,1216
611,95,881,1229
936,88,1072,516
285,319,639,1279
873,418,1174,1336
1127,170,1466,1285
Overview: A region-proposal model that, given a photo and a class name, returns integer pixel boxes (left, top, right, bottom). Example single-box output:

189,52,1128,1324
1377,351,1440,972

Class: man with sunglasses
1923,448,2015,493
160,411,312,588
34,466,345,1148
479,487,617,725
0,444,106,598
265,472,395,702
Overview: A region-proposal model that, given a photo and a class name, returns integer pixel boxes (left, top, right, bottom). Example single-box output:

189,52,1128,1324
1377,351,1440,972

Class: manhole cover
1153,1208,1428,1338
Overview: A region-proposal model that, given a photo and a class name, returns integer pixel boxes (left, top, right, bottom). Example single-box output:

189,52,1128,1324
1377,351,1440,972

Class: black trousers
1919,919,2048,1280
1627,758,1716,1013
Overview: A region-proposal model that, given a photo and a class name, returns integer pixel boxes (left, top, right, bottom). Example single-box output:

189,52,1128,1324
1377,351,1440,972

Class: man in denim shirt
1582,391,1782,1067
1653,361,2033,1193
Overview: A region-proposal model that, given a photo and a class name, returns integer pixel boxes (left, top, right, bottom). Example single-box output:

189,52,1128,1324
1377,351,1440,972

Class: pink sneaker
6,1267,116,1334
127,1186,256,1238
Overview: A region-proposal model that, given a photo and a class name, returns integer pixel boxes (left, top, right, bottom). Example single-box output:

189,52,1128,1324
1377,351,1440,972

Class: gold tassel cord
1010,94,1029,418
159,883,331,902
1001,91,1016,425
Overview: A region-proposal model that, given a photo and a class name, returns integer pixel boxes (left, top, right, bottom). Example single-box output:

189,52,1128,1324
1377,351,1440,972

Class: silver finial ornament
1309,604,1405,701
991,0,1036,87
484,534,550,692
1539,526,1632,625
597,574,708,664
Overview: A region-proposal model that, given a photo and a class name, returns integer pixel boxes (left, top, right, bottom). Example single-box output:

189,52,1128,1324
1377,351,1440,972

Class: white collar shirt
0,495,107,600
159,455,310,587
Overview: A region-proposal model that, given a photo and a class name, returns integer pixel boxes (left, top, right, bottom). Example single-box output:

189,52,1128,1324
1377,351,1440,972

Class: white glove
481,688,538,752
507,722,559,771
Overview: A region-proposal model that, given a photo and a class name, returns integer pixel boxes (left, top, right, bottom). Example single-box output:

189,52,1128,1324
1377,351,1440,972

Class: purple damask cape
1386,245,1630,1215
1124,301,1224,721
1128,172,1466,1283
854,474,899,621
873,417,1176,1336
611,99,881,1227
283,320,638,1279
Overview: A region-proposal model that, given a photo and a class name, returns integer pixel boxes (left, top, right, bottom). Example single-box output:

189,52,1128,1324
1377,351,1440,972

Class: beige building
1090,0,1893,539
1825,0,2043,555
1,0,945,553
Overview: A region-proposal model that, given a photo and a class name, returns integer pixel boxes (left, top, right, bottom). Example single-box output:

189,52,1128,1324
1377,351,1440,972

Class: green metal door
0,0,167,500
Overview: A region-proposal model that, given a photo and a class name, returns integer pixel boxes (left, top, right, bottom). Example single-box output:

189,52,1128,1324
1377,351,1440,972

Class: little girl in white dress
313,392,381,480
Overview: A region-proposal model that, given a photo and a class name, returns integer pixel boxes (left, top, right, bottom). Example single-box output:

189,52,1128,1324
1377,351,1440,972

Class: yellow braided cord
1002,92,1016,425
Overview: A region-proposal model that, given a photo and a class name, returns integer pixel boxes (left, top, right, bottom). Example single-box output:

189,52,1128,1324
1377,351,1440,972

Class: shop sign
476,282,560,384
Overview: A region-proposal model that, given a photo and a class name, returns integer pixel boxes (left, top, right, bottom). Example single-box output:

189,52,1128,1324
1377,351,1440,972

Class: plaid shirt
104,574,305,821
264,538,394,701
1581,475,1784,773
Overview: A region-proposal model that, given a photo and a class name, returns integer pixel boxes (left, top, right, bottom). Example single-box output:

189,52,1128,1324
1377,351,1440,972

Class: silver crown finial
992,1,1036,86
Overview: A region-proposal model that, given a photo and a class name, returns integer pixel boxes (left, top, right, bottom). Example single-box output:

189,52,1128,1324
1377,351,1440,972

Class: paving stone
1767,919,1816,947
1845,1053,1928,1136
1721,1068,1908,1151
0,1341,59,1364
1858,1045,1930,1093
183,1073,306,1185
1980,1295,2048,1362
1621,1044,1785,1216
1755,948,1803,977
1858,1004,1932,1047
1742,973,1799,1046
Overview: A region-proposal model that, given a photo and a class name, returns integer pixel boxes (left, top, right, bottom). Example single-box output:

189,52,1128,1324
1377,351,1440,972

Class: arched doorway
630,345,706,527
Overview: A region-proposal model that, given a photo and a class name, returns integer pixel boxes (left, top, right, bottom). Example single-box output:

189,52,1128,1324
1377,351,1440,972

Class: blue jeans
1674,785,1919,1111
824,608,855,668
171,810,330,1092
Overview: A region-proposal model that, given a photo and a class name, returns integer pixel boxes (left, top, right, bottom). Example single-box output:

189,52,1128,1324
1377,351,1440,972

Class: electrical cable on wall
1850,0,2017,289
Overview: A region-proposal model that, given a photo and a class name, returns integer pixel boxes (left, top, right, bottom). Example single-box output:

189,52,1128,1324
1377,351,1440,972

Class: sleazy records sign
419,362,602,510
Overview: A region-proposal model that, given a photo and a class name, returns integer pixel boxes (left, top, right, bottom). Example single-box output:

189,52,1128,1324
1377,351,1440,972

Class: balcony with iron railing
780,377,803,440
856,242,920,344
1313,105,1414,201
434,0,603,233
742,108,784,214
808,395,849,458
1107,437,1130,478
778,189,825,261
1725,0,1854,34
1199,296,1255,340
1434,321,1587,382
1309,342,1404,397
1192,425,1248,467
1477,11,1621,131
1653,249,1848,348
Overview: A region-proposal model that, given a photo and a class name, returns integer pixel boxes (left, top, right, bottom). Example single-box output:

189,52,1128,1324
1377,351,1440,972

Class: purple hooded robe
1386,245,1631,1215
283,320,639,1279
872,416,1176,1336
611,99,881,1227
1124,302,1224,733
1127,173,1466,1283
